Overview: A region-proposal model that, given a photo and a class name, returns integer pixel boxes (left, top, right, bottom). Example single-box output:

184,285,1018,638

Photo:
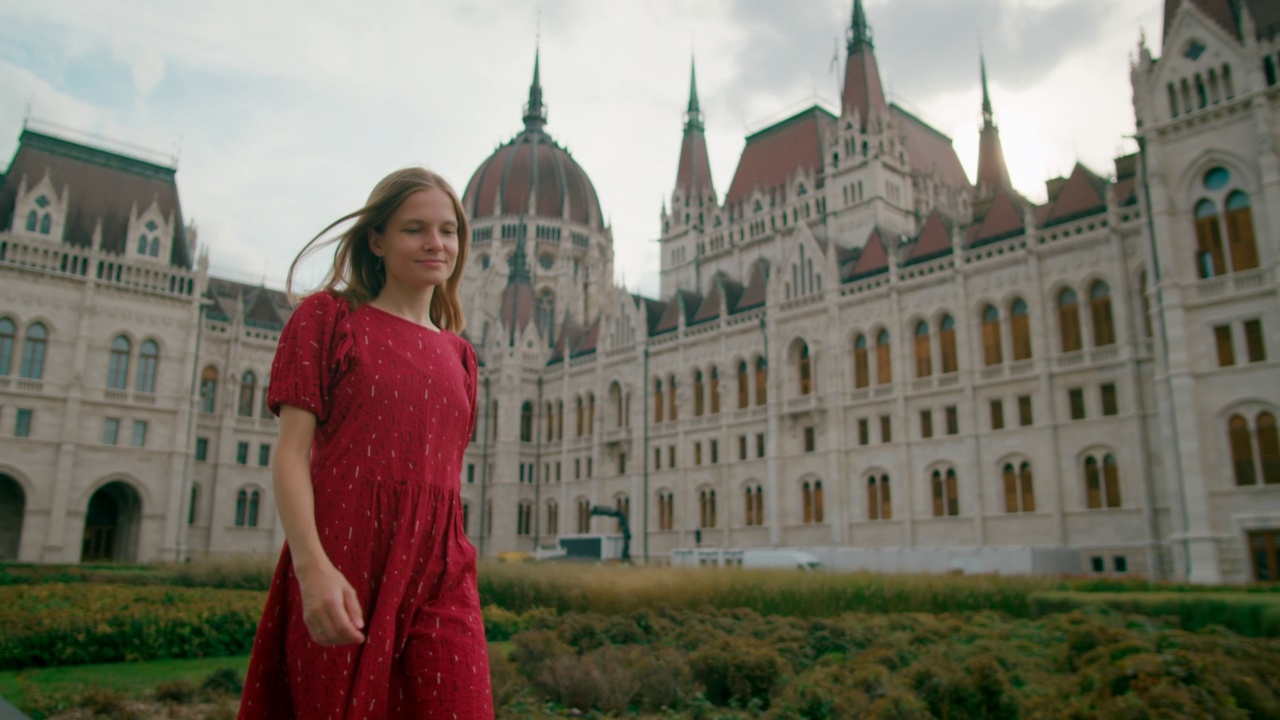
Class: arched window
981,306,1002,366
20,322,47,380
462,502,471,534
931,471,944,517
658,491,674,531
754,357,767,405
1225,191,1258,272
546,500,559,536
743,484,763,526
575,396,584,437
238,371,257,417
1003,462,1036,513
709,367,720,414
188,484,200,526
946,469,959,516
1103,454,1121,508
798,342,813,395
814,481,824,522
699,488,717,528
914,321,932,378
516,501,532,536
520,402,534,442
654,379,664,423
668,376,678,420
260,375,272,418
25,210,37,232
931,469,959,517
873,474,892,520
610,384,624,428
1231,414,1256,486
1057,289,1082,353
1020,462,1035,512
615,494,630,524
107,335,131,390
1010,299,1032,361
199,366,218,413
1194,199,1225,278
853,335,869,388
136,340,158,393
0,318,14,376
1085,456,1102,508
587,393,595,435
556,400,564,439
1085,454,1122,508
577,499,591,533
546,401,555,441
737,361,750,408
248,490,260,527
939,315,957,374
802,482,812,524
694,369,705,416
876,330,892,384
149,237,160,257
1090,281,1115,347
235,490,247,527
137,234,149,254
1258,412,1280,485
39,213,51,235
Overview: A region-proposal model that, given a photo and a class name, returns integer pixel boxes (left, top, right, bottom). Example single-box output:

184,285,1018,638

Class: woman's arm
274,404,365,646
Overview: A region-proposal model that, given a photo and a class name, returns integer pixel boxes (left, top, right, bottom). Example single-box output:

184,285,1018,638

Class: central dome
462,52,604,232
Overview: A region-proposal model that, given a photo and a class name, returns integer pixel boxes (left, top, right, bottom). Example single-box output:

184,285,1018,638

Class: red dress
239,292,492,720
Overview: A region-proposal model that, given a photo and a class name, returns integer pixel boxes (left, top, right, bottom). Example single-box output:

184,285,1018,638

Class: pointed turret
841,0,888,129
974,50,1011,200
674,57,716,203
523,48,547,133
500,233,535,344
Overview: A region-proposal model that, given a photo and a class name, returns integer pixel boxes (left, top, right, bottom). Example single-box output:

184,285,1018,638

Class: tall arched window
0,318,14,376
931,471,944,517
238,371,257,417
1058,289,1082,353
610,384,624,428
107,335,131,390
149,237,160,256
1259,412,1280,485
1231,414,1256,486
1020,462,1035,512
1085,457,1101,508
235,490,247,527
694,369,705,416
520,402,533,442
1225,190,1258,272
136,340,158,393
658,491,674,530
654,379,664,423
798,342,813,395
1090,281,1116,347
981,306,1002,366
575,396,584,437
546,401,555,441
1085,454,1122,508
737,361,750,408
931,469,959,516
39,213,51,235
1103,455,1121,507
546,500,558,536
615,494,630,524
946,469,959,516
587,393,595,435
199,366,218,413
743,484,763,526
914,321,932,378
876,330,892,384
1003,462,1036,513
189,484,200,526
556,400,564,439
668,376,678,420
20,322,47,380
755,357,768,405
25,210,37,232
802,482,812,523
248,490,260,527
939,315,957,374
1194,198,1226,278
535,289,556,346
853,335,869,388
1010,299,1032,361
699,489,717,528
137,235,149,254
577,499,591,533
709,367,720,414
813,481,824,522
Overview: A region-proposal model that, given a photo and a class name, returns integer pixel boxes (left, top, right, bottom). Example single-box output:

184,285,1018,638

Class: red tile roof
971,191,1025,246
1042,163,1108,226
890,105,971,193
975,124,1012,198
736,260,770,311
692,276,723,325
725,106,836,207
0,129,191,268
842,47,888,127
845,227,889,279
675,129,716,200
905,211,953,264
463,131,604,230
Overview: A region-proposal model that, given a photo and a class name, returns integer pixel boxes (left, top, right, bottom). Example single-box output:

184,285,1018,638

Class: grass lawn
0,655,250,713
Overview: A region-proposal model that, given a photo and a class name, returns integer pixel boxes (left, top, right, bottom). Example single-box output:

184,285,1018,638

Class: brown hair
285,167,470,332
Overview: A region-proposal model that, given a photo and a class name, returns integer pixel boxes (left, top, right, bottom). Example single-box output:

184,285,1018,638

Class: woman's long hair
285,167,470,332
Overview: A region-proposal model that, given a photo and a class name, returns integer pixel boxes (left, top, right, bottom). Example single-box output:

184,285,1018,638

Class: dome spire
674,54,716,204
840,0,887,128
686,56,703,124
523,46,547,132
974,47,1011,200
980,47,993,124
848,0,872,52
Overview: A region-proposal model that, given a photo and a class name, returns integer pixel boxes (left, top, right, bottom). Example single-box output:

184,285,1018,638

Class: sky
0,0,1163,298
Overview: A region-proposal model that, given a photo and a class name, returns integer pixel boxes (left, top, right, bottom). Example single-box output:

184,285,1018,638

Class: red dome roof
462,51,604,231
462,132,604,231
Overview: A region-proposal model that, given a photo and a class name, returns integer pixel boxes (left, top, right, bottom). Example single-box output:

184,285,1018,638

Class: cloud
111,38,165,97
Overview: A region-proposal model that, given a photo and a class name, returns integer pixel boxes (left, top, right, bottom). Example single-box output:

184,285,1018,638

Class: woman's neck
370,281,437,329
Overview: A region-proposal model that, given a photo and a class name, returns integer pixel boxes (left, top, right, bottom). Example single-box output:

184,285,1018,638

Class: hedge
1029,591,1280,637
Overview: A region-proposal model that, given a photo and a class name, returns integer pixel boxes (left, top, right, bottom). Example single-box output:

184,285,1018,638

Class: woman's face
369,187,460,290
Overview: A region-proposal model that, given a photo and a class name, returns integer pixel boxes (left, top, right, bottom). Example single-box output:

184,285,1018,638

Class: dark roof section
652,289,702,335
890,105,971,193
204,277,291,330
1113,154,1139,208
736,260,769,311
1042,163,1108,227
1164,0,1280,42
725,106,836,207
970,191,1026,247
691,276,724,325
904,211,954,265
0,129,192,269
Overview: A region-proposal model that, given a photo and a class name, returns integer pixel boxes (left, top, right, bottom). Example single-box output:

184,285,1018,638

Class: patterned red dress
239,292,492,720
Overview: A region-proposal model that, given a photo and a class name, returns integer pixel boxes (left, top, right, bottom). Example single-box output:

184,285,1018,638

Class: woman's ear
368,229,383,257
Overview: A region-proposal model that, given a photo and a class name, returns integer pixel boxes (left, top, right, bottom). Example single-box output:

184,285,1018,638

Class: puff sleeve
267,292,353,423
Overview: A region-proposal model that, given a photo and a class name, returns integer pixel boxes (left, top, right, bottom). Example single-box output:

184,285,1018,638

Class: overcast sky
0,0,1162,298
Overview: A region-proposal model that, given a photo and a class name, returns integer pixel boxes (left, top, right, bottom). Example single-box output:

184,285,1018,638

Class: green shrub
1030,591,1280,637
77,686,139,720
153,679,199,704
200,667,244,696
689,636,790,709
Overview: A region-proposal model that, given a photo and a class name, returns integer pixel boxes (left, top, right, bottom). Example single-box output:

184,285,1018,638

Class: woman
239,168,492,719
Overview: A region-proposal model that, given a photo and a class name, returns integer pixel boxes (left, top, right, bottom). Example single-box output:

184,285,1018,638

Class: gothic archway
81,481,142,562
0,474,24,560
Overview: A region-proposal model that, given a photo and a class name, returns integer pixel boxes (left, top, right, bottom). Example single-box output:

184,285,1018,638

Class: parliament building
1,0,1277,583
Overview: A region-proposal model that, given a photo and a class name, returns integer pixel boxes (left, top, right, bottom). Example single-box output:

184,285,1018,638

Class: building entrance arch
0,474,24,560
81,481,142,562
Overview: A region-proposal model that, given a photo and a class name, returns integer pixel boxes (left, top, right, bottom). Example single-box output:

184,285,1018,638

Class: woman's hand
296,560,366,646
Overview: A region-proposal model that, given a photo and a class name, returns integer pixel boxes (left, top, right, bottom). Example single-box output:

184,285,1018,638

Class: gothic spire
674,55,716,203
848,0,873,52
523,47,547,132
841,0,887,128
684,56,704,132
981,49,993,124
974,49,1012,199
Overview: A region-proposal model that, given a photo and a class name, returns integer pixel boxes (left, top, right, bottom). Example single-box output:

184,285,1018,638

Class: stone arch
81,479,144,562
0,472,26,560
